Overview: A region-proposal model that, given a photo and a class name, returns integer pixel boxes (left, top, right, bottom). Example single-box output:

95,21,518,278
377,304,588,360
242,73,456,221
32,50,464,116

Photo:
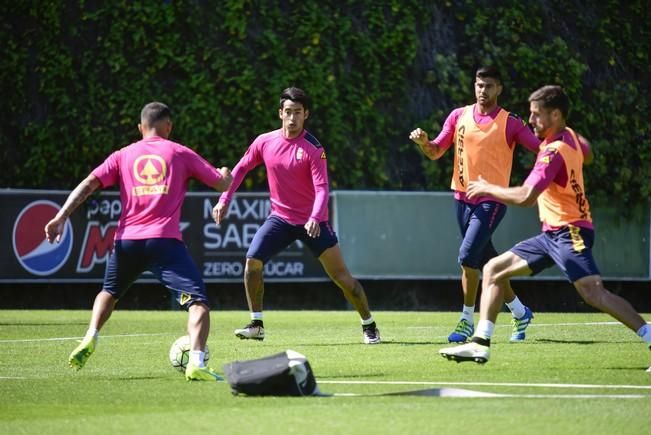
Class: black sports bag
223,350,319,396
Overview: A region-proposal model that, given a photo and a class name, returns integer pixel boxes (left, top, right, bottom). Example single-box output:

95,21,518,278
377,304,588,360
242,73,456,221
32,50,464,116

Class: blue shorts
247,215,338,263
510,225,600,282
103,238,208,309
455,200,507,269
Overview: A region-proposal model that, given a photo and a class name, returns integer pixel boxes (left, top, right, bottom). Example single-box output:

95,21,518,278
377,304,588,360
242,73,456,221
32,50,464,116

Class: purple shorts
247,215,338,263
103,238,208,309
510,225,600,282
455,200,507,269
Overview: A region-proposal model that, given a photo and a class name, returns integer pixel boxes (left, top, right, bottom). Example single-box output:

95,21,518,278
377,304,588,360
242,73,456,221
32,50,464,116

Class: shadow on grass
112,376,171,381
534,338,629,345
604,366,650,371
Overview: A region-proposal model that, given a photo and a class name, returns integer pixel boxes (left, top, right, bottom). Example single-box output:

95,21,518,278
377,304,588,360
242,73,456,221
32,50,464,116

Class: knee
333,269,352,286
189,301,210,313
331,269,355,290
482,258,500,282
245,258,263,274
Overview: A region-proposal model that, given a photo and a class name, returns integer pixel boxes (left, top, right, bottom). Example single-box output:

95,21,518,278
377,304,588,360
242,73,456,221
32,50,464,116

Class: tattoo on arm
58,176,100,219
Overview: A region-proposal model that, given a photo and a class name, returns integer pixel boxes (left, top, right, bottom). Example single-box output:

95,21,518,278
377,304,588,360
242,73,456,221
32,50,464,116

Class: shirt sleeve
430,108,462,151
218,138,263,204
524,145,566,192
308,148,330,221
91,150,121,188
508,115,540,153
577,135,591,157
183,147,224,188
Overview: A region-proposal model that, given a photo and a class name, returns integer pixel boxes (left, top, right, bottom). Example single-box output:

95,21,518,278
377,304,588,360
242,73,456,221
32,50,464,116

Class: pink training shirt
92,136,224,241
431,105,540,204
524,128,593,231
219,128,329,225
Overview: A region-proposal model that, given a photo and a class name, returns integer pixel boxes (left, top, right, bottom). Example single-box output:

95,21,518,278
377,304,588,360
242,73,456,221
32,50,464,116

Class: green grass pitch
1,310,649,434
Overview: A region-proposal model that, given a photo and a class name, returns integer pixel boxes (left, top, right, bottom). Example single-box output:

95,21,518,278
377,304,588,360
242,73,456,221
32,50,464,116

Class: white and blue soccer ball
169,335,210,372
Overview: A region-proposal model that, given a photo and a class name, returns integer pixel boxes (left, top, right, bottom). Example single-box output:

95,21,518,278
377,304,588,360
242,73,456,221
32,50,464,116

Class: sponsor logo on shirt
133,154,169,196
569,169,589,219
296,148,304,160
539,142,559,165
456,125,466,187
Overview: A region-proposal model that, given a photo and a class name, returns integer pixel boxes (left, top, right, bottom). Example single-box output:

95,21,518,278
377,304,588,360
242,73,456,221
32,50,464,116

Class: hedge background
2,0,650,208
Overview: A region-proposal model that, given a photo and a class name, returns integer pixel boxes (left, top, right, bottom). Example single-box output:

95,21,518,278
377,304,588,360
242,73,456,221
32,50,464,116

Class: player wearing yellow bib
410,67,542,343
439,85,651,365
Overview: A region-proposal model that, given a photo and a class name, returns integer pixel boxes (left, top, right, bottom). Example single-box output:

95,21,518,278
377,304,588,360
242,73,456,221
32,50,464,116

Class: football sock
475,320,495,340
636,324,651,343
85,328,99,340
505,297,526,319
190,351,205,368
361,316,375,326
250,312,263,321
461,305,475,323
470,336,491,346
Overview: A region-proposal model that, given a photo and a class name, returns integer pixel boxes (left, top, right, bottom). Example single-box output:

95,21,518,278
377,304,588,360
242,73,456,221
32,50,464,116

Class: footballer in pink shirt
45,102,232,380
213,87,380,344
409,66,539,344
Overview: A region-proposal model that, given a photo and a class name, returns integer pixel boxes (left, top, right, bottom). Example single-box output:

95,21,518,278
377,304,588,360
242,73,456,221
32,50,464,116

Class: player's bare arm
467,176,539,207
45,174,101,243
409,128,446,160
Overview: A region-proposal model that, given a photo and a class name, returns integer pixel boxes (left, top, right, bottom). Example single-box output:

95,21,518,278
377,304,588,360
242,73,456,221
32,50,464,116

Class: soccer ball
168,335,210,372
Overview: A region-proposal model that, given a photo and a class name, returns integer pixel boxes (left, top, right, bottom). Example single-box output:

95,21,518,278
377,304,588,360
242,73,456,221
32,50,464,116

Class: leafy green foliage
1,1,649,206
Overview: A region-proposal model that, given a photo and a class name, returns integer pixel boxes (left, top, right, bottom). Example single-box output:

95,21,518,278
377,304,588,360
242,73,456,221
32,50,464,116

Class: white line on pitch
319,380,651,390
331,392,645,399
408,321,620,329
496,393,645,399
0,332,171,343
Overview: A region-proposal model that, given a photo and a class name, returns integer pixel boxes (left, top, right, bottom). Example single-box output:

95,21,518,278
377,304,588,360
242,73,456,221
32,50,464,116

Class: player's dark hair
476,66,502,84
280,87,310,111
528,85,570,119
140,102,171,126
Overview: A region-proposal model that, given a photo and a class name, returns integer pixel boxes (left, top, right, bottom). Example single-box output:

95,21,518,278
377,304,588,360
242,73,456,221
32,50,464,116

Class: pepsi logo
12,200,73,276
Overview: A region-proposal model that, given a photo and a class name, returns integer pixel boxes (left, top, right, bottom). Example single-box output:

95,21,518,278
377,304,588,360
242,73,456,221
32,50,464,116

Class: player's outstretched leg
234,320,265,340
439,337,490,364
185,363,223,381
510,306,534,342
68,335,97,370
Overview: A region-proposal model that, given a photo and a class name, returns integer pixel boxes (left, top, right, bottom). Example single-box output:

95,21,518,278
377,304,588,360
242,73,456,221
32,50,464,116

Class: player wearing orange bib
410,66,541,343
439,85,651,365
